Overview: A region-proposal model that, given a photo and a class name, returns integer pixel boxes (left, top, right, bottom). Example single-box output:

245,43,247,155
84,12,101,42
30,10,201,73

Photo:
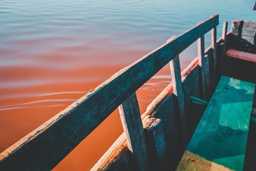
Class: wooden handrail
0,15,219,170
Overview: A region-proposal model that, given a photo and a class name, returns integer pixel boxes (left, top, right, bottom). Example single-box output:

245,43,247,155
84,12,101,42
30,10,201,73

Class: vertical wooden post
220,21,228,73
244,105,256,171
144,117,167,169
197,35,208,97
211,27,217,71
222,21,228,52
118,93,148,171
170,55,187,144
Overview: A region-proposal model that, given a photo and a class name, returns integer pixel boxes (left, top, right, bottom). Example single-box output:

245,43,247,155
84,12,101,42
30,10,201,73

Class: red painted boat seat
226,49,256,63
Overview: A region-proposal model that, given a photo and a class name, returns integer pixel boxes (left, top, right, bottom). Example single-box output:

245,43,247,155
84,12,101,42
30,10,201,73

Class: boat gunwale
0,14,219,170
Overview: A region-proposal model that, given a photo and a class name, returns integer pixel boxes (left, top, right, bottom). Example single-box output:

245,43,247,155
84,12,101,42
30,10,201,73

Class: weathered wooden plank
147,118,166,164
144,116,167,170
197,35,208,97
92,55,205,170
90,133,129,171
170,55,187,144
211,26,217,74
187,76,255,171
222,21,228,40
118,93,148,171
244,88,256,171
0,15,219,170
170,55,185,113
226,49,256,63
222,21,228,52
177,151,231,171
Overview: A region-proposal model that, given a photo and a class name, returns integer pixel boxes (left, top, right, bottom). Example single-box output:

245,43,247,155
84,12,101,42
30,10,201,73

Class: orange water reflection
0,0,253,169
0,44,170,170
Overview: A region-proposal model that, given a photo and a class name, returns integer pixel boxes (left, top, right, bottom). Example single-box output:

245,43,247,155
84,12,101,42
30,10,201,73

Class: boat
0,14,255,171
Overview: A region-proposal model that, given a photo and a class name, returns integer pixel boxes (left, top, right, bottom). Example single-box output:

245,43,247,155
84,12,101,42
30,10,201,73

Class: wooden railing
0,15,219,171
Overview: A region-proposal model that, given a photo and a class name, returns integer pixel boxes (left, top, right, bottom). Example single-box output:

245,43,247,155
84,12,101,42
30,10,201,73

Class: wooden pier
1,14,256,171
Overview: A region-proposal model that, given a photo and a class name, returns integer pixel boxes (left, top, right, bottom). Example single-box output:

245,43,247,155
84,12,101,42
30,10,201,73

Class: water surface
0,0,255,170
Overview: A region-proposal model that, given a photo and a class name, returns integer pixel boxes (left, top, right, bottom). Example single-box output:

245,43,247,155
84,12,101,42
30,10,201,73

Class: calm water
0,0,255,170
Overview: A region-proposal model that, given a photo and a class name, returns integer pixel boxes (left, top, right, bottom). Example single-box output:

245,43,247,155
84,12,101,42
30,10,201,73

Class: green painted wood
118,93,148,171
170,55,187,144
0,15,219,170
187,76,255,171
197,35,208,97
244,90,256,171
211,27,217,74
222,21,228,52
93,62,207,170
